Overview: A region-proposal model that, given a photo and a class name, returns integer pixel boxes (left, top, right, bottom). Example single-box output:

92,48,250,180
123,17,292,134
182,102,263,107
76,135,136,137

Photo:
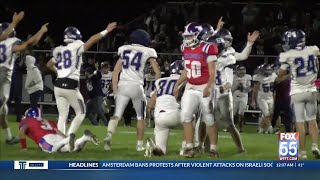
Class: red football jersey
19,118,57,144
182,42,218,85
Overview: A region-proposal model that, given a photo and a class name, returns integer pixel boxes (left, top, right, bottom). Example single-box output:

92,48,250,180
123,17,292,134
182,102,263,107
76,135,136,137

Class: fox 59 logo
278,133,299,160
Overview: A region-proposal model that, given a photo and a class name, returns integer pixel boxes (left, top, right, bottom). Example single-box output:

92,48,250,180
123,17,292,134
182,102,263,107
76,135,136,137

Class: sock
186,143,193,149
181,141,186,147
107,118,120,134
210,144,217,151
258,128,264,133
74,135,90,151
137,140,143,147
312,143,318,149
67,114,85,135
4,128,12,140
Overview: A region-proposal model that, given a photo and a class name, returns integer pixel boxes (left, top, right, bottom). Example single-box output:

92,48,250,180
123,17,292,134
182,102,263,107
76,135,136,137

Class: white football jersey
253,72,277,99
52,40,84,81
279,46,319,95
233,74,252,97
154,75,180,113
215,50,236,88
144,73,156,98
0,37,21,71
101,71,112,96
118,44,157,85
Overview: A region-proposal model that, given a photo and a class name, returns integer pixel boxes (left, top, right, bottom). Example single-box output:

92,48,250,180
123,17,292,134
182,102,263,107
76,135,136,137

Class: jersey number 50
185,60,201,79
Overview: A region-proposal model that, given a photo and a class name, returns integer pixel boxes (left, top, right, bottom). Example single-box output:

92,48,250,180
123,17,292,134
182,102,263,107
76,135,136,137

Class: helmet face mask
282,29,306,51
169,60,184,75
182,22,202,47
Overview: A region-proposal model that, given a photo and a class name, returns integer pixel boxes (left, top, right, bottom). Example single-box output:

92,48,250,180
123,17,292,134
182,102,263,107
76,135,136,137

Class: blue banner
1,161,320,180
0,160,319,170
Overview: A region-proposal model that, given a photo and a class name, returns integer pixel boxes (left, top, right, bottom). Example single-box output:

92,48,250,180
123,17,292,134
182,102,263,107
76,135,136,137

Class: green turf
0,115,318,160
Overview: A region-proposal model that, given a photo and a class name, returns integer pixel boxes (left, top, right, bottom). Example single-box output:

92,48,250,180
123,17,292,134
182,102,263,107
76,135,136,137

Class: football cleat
312,147,320,159
69,133,76,152
84,129,100,145
209,149,219,158
136,145,145,152
183,148,195,158
299,151,307,160
103,136,112,151
5,136,19,145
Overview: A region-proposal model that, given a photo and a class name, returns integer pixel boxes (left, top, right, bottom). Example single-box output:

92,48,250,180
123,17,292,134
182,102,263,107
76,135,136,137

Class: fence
9,51,280,124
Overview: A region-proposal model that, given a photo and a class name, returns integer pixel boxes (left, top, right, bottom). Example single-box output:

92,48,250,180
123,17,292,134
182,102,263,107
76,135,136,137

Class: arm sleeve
76,45,85,56
206,55,217,62
148,48,158,59
235,42,253,61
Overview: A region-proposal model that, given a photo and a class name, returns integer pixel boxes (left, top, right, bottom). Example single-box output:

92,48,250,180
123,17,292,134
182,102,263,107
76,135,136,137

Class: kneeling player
145,60,183,156
19,108,99,153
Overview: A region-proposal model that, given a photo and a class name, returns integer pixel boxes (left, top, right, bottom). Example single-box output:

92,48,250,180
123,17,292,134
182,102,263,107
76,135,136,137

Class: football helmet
214,28,233,48
261,64,273,77
129,29,151,47
182,22,203,47
236,65,246,77
25,107,41,119
199,23,214,41
169,60,184,75
282,29,305,51
207,35,226,54
0,22,16,38
64,26,82,43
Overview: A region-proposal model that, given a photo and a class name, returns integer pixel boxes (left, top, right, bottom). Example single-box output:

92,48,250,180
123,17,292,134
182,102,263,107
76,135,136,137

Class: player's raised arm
111,58,123,95
83,22,117,51
0,11,25,41
13,23,49,52
235,30,260,61
19,124,29,151
149,58,161,80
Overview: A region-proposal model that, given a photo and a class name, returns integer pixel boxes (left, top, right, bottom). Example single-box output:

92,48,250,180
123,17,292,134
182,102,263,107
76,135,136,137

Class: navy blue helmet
63,27,82,43
0,22,16,38
282,29,305,51
129,29,151,47
199,23,214,41
182,22,203,47
169,60,184,75
214,28,233,47
207,35,226,54
25,107,41,119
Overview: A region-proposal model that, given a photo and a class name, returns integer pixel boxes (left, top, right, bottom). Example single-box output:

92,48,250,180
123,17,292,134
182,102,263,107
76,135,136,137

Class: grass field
0,115,318,160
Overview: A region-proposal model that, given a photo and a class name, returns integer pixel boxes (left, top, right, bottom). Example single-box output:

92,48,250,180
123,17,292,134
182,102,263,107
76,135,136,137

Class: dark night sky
1,0,161,42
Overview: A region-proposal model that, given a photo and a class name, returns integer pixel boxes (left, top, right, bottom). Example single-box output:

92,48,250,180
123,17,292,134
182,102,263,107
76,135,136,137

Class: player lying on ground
144,60,184,157
19,108,99,153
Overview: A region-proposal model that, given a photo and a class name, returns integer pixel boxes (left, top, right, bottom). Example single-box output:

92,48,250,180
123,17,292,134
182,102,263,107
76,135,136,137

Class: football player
251,64,277,134
144,60,184,156
173,22,220,158
0,11,24,41
104,29,161,152
0,20,48,145
278,29,320,159
46,22,117,151
100,61,112,121
207,35,245,155
232,65,252,132
19,108,99,153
